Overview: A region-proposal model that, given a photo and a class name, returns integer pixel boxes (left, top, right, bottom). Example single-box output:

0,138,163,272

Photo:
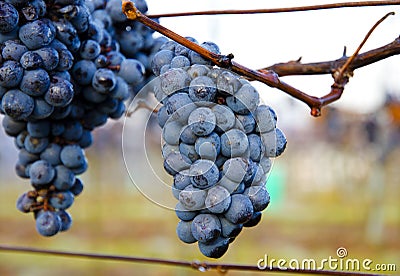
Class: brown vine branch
261,37,400,77
122,1,319,114
0,245,383,275
146,1,400,18
123,1,395,116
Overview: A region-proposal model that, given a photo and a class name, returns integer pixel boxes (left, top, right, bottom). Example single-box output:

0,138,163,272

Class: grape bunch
0,0,148,236
150,39,287,258
98,0,168,97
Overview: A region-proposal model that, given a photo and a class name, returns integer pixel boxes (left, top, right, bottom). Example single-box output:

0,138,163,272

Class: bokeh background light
0,1,399,275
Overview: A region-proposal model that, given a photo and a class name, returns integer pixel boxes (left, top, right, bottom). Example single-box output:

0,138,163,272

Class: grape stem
122,1,393,117
146,0,400,18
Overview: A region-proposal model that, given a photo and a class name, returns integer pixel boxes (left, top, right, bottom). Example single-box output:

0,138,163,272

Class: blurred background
0,0,399,275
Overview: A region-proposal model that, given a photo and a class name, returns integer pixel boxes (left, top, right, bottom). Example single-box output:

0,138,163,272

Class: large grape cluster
151,39,287,258
0,0,148,236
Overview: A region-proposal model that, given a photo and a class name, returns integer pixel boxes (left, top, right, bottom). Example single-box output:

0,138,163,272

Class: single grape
53,165,76,191
177,220,197,244
179,124,197,144
71,60,97,86
29,160,55,186
16,192,35,213
187,64,210,79
226,84,260,115
244,186,270,212
1,89,34,120
1,40,27,61
21,0,46,21
163,152,192,176
56,48,74,71
70,178,84,196
171,55,190,68
151,49,174,76
0,60,24,88
31,98,54,119
24,135,49,154
179,185,206,211
2,115,26,136
34,47,59,71
79,39,101,60
220,129,249,158
92,68,117,93
195,132,220,161
44,76,74,107
40,143,62,165
20,51,44,69
49,191,74,210
224,194,254,224
254,105,277,133
117,59,145,85
35,211,61,237
110,77,129,101
162,120,183,145
205,185,231,213
157,105,168,128
188,76,217,103
15,131,28,149
198,236,230,259
0,2,19,33
275,128,287,157
60,144,86,169
56,210,72,231
189,159,219,189
248,134,264,162
216,70,241,95
212,104,236,133
160,68,191,96
18,19,56,49
191,213,221,242
188,107,216,136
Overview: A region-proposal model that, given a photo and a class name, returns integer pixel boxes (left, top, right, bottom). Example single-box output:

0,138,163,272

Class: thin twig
311,12,395,116
0,245,383,275
336,12,395,80
147,0,400,18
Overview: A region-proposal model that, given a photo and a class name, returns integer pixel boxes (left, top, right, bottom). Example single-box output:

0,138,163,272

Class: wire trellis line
0,245,382,275
146,0,400,18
